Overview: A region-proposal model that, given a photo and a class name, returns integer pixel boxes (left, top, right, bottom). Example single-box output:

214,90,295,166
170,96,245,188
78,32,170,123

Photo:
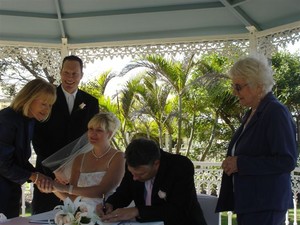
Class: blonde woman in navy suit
216,54,298,225
32,55,99,214
0,79,56,218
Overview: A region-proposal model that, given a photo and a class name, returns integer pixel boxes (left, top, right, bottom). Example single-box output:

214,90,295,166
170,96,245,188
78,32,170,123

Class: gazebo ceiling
0,0,300,47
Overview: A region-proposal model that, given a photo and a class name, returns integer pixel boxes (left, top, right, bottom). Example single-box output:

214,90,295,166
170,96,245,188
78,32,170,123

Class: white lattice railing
193,162,300,225
21,162,300,224
1,25,299,84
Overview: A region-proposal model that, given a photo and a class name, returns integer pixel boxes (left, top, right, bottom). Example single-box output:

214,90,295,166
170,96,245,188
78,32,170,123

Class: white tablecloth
1,210,164,225
197,194,219,225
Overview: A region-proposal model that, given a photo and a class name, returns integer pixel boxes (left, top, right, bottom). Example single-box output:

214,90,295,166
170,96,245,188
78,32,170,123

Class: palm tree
119,54,199,154
133,73,173,146
80,69,118,98
188,54,241,160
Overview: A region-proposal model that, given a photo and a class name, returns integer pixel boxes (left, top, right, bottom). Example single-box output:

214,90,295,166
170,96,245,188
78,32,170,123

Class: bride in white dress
48,112,125,208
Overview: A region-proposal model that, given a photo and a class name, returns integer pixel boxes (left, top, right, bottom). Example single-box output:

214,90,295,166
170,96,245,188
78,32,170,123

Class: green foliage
80,69,112,99
272,52,300,111
77,53,294,159
183,54,241,160
76,52,300,159
1,48,299,160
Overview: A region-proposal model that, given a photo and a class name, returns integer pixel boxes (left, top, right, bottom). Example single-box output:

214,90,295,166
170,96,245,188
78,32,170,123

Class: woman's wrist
34,173,39,183
68,185,73,194
30,172,39,184
54,183,74,194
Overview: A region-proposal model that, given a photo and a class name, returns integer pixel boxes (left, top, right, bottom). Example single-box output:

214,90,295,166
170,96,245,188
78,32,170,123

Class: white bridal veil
42,132,92,182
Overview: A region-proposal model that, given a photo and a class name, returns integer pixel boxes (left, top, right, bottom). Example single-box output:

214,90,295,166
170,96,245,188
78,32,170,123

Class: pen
102,194,107,214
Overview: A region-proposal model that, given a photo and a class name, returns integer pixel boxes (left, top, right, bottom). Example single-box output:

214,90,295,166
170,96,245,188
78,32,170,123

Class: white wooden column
61,38,69,59
246,26,258,55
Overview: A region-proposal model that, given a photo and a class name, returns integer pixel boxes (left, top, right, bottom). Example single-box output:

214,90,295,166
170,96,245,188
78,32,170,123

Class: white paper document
29,210,58,224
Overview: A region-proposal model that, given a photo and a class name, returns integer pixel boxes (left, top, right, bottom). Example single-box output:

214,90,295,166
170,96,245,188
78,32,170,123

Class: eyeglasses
231,83,248,93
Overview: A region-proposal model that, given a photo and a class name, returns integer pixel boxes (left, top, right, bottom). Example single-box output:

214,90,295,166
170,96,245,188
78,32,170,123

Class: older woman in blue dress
216,54,298,225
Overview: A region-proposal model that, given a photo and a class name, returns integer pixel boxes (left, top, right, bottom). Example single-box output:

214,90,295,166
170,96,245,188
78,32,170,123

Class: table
0,210,164,225
197,194,220,225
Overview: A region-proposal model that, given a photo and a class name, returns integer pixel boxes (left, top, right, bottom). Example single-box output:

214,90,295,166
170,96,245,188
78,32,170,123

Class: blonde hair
10,78,56,117
88,112,120,138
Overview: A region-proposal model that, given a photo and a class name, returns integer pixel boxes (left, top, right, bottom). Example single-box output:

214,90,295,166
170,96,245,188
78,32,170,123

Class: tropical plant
272,52,300,148
119,54,203,153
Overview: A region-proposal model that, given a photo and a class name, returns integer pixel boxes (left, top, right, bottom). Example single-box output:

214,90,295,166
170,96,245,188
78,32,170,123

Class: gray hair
229,54,275,94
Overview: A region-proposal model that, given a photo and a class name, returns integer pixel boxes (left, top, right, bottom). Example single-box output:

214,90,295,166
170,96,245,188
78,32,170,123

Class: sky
83,56,132,97
83,41,300,97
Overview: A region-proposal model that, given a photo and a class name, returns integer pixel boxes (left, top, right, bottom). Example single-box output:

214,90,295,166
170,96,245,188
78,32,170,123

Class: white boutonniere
158,190,167,200
79,102,86,110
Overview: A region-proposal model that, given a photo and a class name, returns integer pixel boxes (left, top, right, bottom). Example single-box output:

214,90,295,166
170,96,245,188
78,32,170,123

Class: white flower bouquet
54,197,102,225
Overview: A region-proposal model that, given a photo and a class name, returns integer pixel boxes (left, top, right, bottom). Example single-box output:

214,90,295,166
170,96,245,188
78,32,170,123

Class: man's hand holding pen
97,194,140,222
96,200,113,217
102,194,107,214
99,207,139,223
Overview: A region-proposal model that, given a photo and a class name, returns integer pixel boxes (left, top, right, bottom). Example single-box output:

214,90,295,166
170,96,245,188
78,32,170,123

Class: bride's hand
55,177,69,185
36,174,54,193
53,181,66,193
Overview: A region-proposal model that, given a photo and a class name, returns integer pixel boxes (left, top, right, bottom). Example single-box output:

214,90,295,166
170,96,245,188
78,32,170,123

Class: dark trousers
0,177,21,219
31,185,62,214
237,210,287,225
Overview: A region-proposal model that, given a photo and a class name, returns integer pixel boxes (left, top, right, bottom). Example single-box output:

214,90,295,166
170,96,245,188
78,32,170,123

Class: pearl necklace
91,146,111,160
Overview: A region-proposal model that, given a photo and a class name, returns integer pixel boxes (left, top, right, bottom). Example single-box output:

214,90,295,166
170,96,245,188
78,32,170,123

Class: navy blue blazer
32,85,99,177
216,92,298,214
106,150,207,225
0,107,35,184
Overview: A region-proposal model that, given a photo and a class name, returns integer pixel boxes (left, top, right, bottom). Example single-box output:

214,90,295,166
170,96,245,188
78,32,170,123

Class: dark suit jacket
0,107,36,217
0,107,35,184
107,150,207,225
216,92,298,214
32,85,99,177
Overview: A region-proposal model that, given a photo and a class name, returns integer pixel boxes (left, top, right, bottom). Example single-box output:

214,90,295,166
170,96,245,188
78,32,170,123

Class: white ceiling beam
54,0,66,38
61,38,69,58
219,0,261,31
0,2,224,20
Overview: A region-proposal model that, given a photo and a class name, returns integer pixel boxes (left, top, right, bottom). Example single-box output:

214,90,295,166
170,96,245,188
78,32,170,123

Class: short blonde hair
10,78,56,117
88,112,120,138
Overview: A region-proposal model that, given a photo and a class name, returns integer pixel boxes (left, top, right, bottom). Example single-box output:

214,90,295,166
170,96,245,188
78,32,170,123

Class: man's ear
153,159,160,168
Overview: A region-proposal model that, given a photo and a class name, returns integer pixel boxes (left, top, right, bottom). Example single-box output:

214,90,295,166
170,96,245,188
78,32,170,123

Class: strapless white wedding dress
76,151,119,208
77,171,108,208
